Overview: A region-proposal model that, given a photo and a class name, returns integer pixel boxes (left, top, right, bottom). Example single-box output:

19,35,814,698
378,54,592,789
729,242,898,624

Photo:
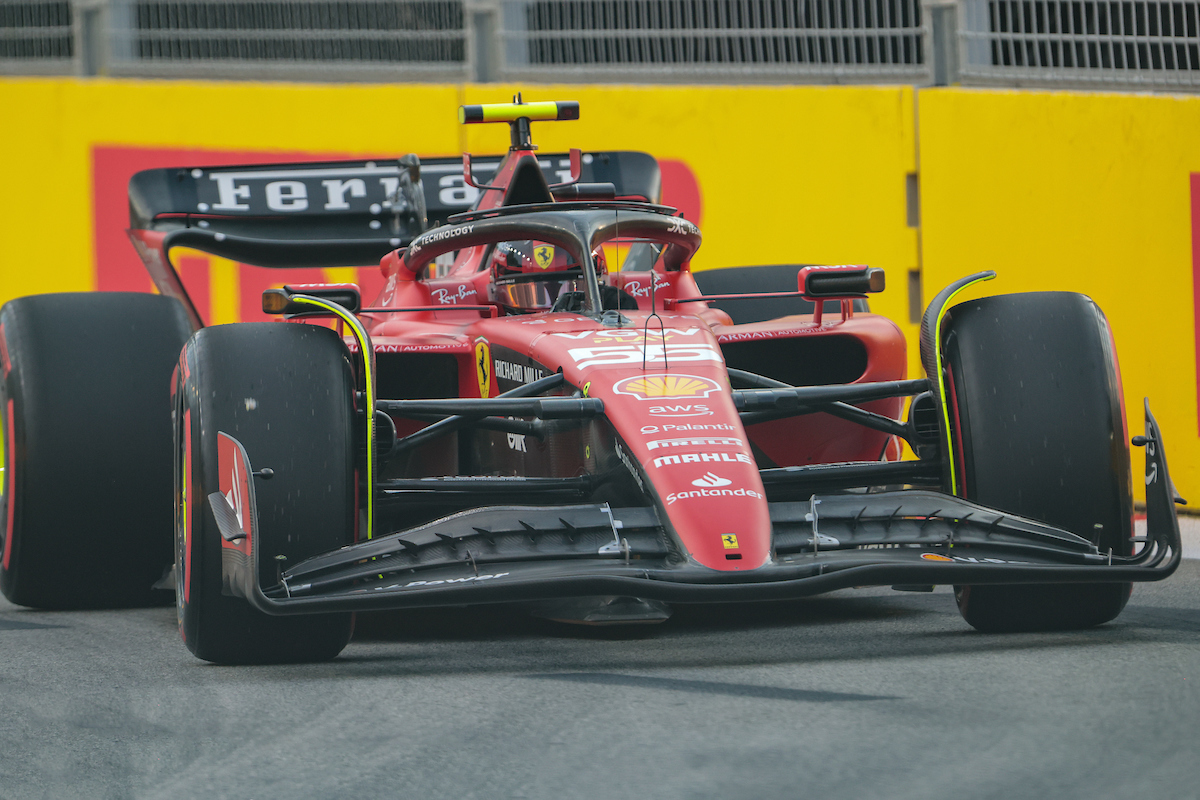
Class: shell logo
613,374,721,401
920,553,954,562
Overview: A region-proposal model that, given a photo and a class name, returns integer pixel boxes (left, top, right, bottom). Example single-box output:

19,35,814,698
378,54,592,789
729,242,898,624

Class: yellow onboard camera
458,95,579,149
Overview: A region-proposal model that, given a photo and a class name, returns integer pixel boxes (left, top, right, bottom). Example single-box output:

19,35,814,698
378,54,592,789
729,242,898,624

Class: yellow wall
459,83,919,344
919,88,1200,501
1,76,1195,499
0,80,464,301
0,77,921,361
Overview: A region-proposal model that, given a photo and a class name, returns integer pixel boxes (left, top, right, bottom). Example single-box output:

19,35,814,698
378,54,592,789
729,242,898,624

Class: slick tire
0,292,192,609
176,322,355,664
942,292,1134,633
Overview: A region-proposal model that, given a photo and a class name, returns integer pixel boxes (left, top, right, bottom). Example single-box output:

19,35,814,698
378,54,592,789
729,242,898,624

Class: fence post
468,0,500,82
72,0,109,76
923,0,961,86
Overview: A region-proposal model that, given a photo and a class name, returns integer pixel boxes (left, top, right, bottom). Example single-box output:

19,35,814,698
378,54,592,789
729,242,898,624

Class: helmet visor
495,270,585,312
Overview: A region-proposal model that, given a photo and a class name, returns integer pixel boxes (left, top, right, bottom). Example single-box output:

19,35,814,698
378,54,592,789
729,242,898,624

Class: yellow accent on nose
721,534,739,549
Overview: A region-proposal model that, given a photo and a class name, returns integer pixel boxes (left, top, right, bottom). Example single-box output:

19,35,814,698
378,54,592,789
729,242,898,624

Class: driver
490,240,588,313
489,240,637,314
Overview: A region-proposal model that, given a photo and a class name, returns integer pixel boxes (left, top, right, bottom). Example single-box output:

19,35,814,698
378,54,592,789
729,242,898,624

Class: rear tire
176,322,356,664
0,293,192,609
942,292,1133,632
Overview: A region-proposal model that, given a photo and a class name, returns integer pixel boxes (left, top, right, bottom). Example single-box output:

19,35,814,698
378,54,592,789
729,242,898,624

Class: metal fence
0,1,74,74
1,0,1198,90
497,0,929,83
959,0,1200,89
1,0,930,83
106,0,469,81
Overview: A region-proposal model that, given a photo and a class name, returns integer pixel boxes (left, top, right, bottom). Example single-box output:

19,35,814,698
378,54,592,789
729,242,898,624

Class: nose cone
530,320,773,571
597,373,772,570
656,463,772,569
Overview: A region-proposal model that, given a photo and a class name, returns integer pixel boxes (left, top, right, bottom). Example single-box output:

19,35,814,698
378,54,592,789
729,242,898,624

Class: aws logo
613,373,720,401
648,403,712,417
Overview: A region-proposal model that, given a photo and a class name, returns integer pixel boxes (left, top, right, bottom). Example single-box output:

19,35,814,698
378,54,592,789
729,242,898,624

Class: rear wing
128,150,659,329
128,151,660,265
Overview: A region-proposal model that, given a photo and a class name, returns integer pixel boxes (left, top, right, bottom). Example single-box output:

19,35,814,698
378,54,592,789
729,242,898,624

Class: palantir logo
692,472,732,488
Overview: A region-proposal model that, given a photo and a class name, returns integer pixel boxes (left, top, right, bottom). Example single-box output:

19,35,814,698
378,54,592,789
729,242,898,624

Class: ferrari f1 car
0,99,1183,664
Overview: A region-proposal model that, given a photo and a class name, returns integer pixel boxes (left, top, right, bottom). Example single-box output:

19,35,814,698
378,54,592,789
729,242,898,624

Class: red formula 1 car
0,100,1182,663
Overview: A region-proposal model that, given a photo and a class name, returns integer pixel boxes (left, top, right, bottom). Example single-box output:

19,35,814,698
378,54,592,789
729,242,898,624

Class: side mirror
798,265,885,298
263,283,362,315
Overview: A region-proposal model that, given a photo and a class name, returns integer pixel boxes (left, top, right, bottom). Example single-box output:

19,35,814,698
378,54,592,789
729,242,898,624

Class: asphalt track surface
3,525,1199,800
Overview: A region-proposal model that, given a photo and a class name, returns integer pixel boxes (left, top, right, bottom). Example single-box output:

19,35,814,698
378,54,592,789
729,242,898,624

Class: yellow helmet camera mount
458,93,580,150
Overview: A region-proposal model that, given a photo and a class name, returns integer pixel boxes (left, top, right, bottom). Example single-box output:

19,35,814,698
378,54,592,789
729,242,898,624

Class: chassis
0,99,1182,663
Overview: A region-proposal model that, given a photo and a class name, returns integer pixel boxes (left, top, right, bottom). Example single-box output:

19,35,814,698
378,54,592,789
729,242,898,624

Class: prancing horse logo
474,337,491,398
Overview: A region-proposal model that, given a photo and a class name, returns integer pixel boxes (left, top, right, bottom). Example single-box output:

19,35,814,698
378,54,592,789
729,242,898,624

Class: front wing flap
210,403,1182,615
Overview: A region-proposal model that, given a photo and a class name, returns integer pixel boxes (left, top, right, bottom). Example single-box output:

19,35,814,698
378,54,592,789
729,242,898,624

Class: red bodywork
129,136,907,576
113,112,1184,633
350,142,906,573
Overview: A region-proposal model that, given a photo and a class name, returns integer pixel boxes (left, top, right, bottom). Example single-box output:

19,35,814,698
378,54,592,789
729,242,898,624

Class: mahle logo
613,373,720,401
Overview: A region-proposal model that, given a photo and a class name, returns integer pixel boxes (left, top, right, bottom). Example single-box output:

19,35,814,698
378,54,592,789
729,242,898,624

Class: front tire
942,292,1133,632
176,322,356,664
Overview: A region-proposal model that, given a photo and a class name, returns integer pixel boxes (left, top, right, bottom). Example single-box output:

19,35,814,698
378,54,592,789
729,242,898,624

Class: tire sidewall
0,293,192,608
174,323,356,663
0,315,19,598
945,293,1132,552
943,292,1134,631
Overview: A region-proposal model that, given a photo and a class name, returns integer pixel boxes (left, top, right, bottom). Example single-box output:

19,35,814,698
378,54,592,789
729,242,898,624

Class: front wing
211,404,1182,615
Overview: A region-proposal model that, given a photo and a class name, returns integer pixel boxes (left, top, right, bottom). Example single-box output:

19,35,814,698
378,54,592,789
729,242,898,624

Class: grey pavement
1,529,1198,800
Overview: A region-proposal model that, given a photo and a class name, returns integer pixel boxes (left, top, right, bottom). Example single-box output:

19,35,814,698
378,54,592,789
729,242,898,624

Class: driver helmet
491,240,595,313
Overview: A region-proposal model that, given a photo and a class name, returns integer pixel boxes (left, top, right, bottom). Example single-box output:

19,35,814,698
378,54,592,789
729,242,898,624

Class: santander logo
692,472,732,488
